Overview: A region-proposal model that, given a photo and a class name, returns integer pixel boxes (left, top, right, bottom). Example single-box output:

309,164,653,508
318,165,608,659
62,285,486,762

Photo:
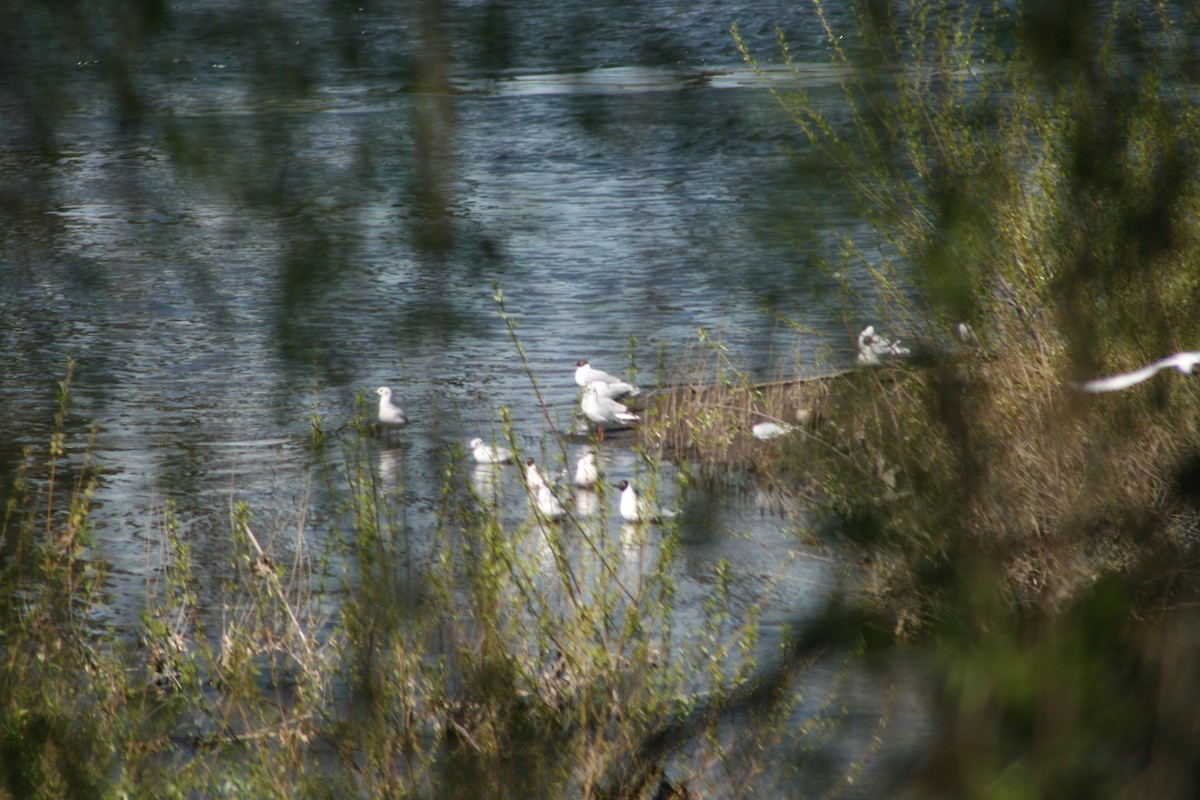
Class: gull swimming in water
575,359,639,398
617,479,676,523
533,484,565,522
524,458,550,491
469,437,514,465
856,325,911,366
374,387,409,439
1071,351,1200,393
574,451,599,489
581,382,640,441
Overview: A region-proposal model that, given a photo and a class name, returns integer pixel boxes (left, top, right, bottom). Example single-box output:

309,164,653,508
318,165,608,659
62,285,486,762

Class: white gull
374,387,409,440
751,421,795,440
534,484,565,522
575,359,639,398
856,325,911,366
469,437,514,465
524,458,550,490
1071,351,1200,393
581,382,640,441
617,479,676,523
574,451,599,489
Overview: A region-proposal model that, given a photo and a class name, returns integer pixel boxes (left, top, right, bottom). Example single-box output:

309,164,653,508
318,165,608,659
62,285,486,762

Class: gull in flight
581,382,639,441
469,437,514,465
1071,351,1200,393
617,479,676,523
374,387,409,440
856,325,911,366
574,451,599,489
575,359,639,398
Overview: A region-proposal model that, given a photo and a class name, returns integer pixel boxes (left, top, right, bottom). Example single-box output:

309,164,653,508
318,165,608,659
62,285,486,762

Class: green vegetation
722,0,1200,612
0,358,857,798
718,0,1200,794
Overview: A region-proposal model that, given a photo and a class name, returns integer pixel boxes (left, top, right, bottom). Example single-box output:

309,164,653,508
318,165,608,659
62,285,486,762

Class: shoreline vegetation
2,361,866,798
8,1,1200,797
728,0,1200,793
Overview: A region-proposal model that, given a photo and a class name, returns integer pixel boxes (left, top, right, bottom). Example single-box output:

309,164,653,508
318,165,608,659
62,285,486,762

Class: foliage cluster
722,0,1200,619
716,0,1200,794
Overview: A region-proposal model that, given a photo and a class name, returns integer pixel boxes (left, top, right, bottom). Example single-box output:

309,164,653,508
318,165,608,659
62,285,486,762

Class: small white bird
469,437,514,465
534,484,565,521
524,457,549,490
856,325,911,366
617,479,676,523
374,387,409,439
1071,351,1200,393
575,359,639,398
751,421,795,440
581,382,640,441
574,451,599,489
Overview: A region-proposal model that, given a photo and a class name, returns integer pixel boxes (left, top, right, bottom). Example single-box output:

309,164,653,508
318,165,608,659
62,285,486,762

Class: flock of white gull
374,359,674,524
371,327,1200,523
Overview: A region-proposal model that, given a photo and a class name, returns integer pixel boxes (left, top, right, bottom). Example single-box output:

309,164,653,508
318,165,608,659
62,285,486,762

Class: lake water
0,1,931,793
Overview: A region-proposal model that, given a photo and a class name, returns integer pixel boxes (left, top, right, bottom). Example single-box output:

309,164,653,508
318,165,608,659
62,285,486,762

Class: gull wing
1072,361,1168,393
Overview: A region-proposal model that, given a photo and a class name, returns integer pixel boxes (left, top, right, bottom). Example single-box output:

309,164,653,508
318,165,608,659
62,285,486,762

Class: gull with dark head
617,479,676,524
524,457,549,491
1071,351,1200,393
575,359,639,398
581,382,640,441
469,437,514,465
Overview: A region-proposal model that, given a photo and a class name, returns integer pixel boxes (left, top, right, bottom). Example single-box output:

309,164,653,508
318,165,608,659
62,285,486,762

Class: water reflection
574,488,600,518
469,462,505,502
376,448,402,491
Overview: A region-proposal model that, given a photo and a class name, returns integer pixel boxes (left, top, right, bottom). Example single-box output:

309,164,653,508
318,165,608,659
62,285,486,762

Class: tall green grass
724,0,1200,794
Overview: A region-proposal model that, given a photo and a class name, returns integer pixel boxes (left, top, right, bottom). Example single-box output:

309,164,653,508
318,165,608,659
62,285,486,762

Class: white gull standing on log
581,382,639,441
575,359,639,398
